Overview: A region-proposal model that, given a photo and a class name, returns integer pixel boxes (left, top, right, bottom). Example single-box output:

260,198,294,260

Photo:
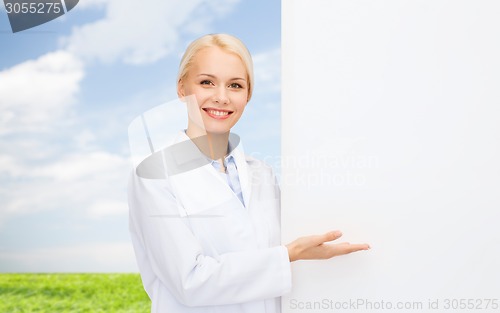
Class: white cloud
0,155,23,177
0,50,84,135
253,48,281,93
0,242,137,272
0,150,131,225
63,0,241,64
32,151,128,182
74,129,97,150
87,200,128,219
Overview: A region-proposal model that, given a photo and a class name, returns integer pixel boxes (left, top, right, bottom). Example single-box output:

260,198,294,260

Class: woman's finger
318,230,342,244
338,243,371,254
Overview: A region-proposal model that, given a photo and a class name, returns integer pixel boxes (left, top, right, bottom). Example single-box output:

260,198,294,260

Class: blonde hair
177,34,254,101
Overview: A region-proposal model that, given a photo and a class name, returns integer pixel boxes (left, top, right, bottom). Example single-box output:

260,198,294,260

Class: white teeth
207,109,229,116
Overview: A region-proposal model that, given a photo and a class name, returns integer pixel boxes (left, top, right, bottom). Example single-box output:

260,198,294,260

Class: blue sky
0,0,281,272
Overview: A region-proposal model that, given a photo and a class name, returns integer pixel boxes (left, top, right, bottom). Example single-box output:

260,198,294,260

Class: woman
128,33,370,313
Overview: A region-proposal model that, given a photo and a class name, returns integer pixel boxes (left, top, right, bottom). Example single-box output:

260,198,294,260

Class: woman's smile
203,107,234,119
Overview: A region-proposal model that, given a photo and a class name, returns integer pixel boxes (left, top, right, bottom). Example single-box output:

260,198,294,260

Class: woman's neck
186,126,229,161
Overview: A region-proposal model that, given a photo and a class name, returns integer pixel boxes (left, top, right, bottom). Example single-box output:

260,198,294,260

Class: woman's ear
177,79,185,99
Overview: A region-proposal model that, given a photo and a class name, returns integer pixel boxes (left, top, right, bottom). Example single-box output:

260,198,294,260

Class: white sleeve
128,172,292,307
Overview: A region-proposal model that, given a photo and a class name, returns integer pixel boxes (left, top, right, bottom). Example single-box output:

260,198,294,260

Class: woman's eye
200,80,213,85
229,83,243,89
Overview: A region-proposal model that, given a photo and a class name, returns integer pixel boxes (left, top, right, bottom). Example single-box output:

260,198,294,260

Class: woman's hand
285,231,370,262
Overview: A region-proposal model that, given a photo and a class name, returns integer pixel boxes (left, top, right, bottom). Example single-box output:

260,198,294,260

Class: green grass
0,273,150,313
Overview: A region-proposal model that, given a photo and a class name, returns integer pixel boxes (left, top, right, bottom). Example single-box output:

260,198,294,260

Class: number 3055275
5,2,62,14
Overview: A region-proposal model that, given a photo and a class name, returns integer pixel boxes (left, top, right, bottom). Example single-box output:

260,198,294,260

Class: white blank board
282,1,500,312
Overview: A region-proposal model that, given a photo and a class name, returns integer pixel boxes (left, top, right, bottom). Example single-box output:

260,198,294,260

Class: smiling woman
127,33,370,313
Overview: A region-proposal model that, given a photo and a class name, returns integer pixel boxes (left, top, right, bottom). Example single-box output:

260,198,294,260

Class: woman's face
178,46,249,135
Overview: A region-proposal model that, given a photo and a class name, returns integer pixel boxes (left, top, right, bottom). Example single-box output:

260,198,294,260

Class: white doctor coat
128,132,292,312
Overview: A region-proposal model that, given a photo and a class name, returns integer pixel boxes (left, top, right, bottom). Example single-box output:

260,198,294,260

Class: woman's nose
213,87,229,104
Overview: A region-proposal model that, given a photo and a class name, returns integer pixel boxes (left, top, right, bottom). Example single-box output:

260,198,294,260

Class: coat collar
170,131,252,211
134,130,252,210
